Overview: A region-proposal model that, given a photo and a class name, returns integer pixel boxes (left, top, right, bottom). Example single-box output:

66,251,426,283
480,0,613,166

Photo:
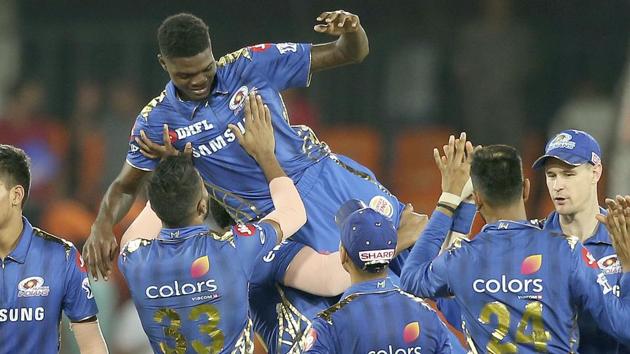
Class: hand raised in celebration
314,10,362,36
433,132,475,197
135,124,192,160
597,195,630,272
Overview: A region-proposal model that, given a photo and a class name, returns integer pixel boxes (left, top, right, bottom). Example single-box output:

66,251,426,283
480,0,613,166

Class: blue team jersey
127,43,325,224
401,212,630,353
304,277,453,354
126,43,405,254
544,210,630,354
119,222,278,354
0,217,97,354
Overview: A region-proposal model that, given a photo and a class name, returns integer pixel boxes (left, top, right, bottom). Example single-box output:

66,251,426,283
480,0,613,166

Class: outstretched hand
136,124,192,160
597,195,630,272
433,132,475,197
314,10,362,36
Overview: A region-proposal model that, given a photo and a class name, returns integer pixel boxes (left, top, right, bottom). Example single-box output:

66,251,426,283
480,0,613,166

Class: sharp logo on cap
359,249,395,263
547,133,575,151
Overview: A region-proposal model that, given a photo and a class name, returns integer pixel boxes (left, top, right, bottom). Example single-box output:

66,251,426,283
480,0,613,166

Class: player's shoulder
217,46,254,68
393,288,437,312
31,227,76,259
138,89,173,121
120,238,155,258
316,293,360,325
537,226,580,251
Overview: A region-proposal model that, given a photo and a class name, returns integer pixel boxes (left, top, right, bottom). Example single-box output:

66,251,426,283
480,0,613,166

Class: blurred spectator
0,0,19,111
281,88,321,132
547,79,616,153
0,79,69,220
608,42,630,196
453,0,535,148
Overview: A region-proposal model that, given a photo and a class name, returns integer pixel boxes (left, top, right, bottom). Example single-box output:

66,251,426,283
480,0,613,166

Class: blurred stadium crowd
0,1,628,353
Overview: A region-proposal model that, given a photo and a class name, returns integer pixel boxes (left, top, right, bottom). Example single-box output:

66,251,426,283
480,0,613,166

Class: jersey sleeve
63,247,99,322
400,211,455,298
126,114,160,171
232,222,280,280
304,318,338,353
570,243,630,345
249,43,312,91
249,239,305,287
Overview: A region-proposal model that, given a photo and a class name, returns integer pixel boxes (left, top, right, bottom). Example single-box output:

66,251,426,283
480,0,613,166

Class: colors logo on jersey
191,256,210,278
18,277,50,297
403,322,420,343
598,254,622,275
521,254,542,275
369,196,394,218
229,86,249,112
82,278,94,299
581,248,598,269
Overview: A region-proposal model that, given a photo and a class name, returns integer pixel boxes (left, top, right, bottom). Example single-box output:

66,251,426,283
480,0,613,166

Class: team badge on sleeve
276,43,298,54
82,278,94,299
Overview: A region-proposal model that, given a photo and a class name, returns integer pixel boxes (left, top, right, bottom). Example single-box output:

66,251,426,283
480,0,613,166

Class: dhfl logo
581,248,598,269
403,322,420,343
521,254,542,275
190,256,210,278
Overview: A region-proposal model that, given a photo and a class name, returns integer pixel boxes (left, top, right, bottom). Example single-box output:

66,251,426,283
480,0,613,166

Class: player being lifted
118,94,307,353
401,134,630,353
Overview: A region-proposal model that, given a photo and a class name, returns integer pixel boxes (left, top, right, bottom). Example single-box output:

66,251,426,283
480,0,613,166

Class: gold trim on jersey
292,124,330,161
231,318,255,354
218,47,252,67
33,227,73,260
328,154,394,197
140,90,167,119
204,182,262,223
275,285,313,354
120,238,154,257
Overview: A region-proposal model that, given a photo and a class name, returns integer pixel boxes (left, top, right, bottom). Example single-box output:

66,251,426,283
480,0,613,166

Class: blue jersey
126,43,405,254
305,278,453,354
544,210,630,354
119,222,278,354
401,211,630,353
0,217,97,354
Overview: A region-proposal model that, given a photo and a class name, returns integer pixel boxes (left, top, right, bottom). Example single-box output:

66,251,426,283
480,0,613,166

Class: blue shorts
293,154,404,252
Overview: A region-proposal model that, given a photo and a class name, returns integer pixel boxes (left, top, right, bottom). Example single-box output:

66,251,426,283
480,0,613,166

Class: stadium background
0,0,628,353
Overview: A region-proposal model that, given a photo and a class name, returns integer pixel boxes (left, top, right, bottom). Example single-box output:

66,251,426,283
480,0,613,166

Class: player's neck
481,202,527,225
349,269,388,285
0,213,24,259
558,200,601,242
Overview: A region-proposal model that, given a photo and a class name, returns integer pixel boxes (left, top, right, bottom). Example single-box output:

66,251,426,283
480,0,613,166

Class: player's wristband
439,192,462,207
437,202,457,214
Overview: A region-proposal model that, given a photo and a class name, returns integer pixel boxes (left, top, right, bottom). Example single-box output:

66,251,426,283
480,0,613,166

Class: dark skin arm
310,10,369,72
83,163,150,280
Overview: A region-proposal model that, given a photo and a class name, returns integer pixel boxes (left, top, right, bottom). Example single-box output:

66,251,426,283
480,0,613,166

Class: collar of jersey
544,208,611,245
6,217,34,263
158,224,210,241
166,71,229,120
482,219,542,233
342,277,397,300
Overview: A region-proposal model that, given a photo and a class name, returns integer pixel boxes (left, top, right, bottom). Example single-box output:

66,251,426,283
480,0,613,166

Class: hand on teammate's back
598,195,630,272
229,92,275,161
83,225,118,281
433,132,475,197
136,124,192,160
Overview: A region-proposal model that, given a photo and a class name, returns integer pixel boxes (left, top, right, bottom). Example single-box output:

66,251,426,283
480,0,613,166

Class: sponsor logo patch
547,132,576,151
229,86,249,112
369,196,394,218
18,277,50,297
82,278,94,299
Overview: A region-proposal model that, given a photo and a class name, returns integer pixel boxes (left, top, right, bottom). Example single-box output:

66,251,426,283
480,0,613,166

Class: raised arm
311,10,369,72
229,92,306,240
84,163,149,280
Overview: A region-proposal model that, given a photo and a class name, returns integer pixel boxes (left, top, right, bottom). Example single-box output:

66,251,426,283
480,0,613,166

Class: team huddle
1,9,630,354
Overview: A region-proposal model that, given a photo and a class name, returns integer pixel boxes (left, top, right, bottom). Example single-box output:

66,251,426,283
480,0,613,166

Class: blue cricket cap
335,199,397,272
532,129,602,169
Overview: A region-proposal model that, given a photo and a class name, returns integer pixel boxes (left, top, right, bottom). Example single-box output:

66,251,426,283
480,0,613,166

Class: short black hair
0,145,31,208
148,156,203,227
471,145,524,207
158,13,211,58
209,197,235,229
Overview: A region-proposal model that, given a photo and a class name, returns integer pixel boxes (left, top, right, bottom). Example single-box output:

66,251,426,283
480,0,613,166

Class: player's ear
10,185,24,208
339,244,349,265
157,54,168,72
522,178,531,203
592,163,603,184
473,191,483,210
197,196,208,219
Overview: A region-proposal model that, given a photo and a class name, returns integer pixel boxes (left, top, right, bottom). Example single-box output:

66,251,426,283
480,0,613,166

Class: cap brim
335,199,368,227
532,154,583,169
